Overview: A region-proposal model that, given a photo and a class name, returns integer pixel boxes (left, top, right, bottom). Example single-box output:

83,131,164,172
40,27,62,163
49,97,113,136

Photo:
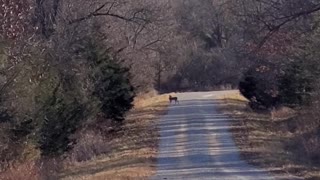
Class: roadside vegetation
59,92,169,180
0,92,169,180
218,92,320,180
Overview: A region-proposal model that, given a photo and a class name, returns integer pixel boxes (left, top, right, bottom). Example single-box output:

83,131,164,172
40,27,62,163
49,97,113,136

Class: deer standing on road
169,95,179,104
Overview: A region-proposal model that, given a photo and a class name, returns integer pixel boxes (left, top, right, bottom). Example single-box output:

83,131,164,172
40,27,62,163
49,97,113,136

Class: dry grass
216,91,248,102
59,93,170,180
216,91,320,180
133,90,171,109
0,161,41,180
1,158,66,180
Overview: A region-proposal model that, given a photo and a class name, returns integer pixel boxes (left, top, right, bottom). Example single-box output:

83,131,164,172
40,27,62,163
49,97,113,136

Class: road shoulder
216,91,318,180
59,94,169,180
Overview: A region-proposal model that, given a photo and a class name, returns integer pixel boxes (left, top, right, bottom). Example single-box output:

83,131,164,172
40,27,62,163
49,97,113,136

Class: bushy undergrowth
239,64,280,110
239,59,319,110
279,59,315,107
238,59,320,167
287,94,320,166
0,35,135,173
38,97,86,157
65,129,111,163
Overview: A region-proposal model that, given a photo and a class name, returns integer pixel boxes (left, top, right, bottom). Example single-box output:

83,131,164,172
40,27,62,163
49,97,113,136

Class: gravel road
153,91,300,180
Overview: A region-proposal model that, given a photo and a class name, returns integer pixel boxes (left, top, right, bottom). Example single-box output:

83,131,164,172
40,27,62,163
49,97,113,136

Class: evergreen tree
239,65,280,109
38,83,86,157
279,60,314,107
88,40,135,122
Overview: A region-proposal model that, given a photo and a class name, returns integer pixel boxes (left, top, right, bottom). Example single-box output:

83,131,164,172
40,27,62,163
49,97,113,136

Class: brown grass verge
59,93,169,180
0,161,41,180
216,91,320,180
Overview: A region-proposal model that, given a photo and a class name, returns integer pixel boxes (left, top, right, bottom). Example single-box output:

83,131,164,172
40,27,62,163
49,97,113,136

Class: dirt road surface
153,91,301,180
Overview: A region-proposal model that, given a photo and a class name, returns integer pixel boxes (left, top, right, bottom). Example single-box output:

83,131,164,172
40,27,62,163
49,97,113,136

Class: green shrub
88,41,135,122
279,60,314,107
38,96,86,157
239,65,280,109
35,71,87,157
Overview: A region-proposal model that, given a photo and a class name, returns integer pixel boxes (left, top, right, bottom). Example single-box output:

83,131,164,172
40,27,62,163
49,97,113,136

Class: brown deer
169,95,179,104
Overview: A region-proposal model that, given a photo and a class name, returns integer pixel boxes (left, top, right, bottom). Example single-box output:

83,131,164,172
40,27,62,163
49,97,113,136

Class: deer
169,95,179,104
